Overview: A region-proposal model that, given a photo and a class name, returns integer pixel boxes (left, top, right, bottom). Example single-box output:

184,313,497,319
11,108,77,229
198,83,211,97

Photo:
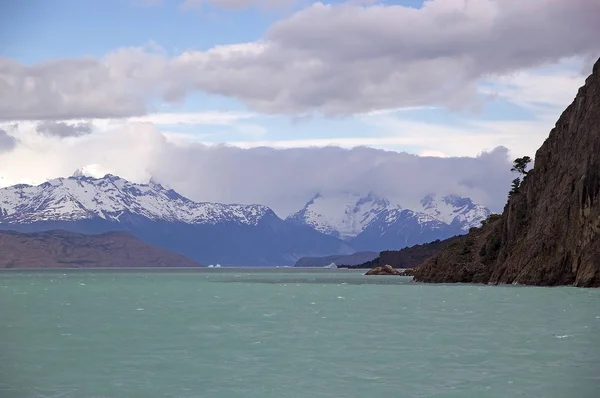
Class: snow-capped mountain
0,172,352,266
0,173,271,225
286,192,396,239
286,192,491,251
419,194,491,231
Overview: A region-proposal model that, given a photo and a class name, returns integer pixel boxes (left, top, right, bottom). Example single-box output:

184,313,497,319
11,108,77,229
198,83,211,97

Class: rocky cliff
0,230,201,268
414,58,600,287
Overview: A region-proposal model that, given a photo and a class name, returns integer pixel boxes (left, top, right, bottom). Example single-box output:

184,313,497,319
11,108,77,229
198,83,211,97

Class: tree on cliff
508,156,531,197
511,156,532,175
509,178,521,196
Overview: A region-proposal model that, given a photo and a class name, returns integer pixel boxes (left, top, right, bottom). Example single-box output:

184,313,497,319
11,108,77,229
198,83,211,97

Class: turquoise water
1,268,599,398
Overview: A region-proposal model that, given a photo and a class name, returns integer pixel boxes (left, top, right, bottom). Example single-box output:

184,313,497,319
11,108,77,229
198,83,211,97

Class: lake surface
1,268,599,398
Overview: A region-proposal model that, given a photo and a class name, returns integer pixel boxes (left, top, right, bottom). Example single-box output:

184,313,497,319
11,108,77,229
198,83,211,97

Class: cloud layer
0,122,515,215
0,128,17,153
1,0,599,121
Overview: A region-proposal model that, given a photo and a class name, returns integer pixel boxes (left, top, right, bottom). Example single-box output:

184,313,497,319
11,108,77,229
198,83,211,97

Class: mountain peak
288,191,492,245
287,192,400,240
418,194,489,230
0,173,275,226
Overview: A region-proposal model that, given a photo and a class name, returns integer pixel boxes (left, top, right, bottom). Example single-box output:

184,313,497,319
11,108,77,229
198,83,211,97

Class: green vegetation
511,156,532,175
481,213,502,226
508,156,532,197
509,177,521,197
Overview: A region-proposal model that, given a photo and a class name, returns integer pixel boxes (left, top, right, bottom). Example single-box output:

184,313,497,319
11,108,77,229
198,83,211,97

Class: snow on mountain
0,171,356,266
287,192,492,243
419,194,491,231
0,172,272,226
286,192,398,240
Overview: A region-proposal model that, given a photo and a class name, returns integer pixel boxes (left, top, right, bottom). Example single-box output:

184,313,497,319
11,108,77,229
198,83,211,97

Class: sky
0,0,599,216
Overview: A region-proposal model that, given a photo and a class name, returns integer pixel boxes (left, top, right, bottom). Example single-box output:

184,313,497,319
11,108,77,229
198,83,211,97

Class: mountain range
286,192,490,252
0,170,491,266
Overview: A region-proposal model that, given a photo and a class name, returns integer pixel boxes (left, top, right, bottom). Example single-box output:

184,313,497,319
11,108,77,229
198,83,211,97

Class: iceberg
324,262,337,269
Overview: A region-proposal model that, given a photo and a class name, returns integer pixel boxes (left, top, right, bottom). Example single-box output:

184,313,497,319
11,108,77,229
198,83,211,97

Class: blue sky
0,0,598,212
8,0,427,60
4,0,273,61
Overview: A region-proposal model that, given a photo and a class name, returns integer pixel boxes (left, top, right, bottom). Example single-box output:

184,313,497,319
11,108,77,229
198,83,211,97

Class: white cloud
1,0,594,216
127,111,269,137
419,150,449,158
0,56,581,208
1,0,598,120
0,53,583,210
72,164,114,178
1,122,164,184
0,128,18,153
2,110,265,141
0,121,515,216
128,111,255,126
479,59,586,114
215,117,546,159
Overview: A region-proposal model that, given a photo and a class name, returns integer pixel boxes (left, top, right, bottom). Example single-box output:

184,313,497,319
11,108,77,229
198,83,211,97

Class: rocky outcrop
415,58,600,287
0,230,201,268
365,264,413,276
365,264,402,275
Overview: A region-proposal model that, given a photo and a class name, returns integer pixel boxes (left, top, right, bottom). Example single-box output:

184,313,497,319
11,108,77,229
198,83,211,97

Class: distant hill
294,251,378,267
343,236,463,269
0,230,200,268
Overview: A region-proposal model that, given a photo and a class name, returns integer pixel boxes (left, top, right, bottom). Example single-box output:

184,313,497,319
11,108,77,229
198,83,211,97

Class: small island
364,264,415,276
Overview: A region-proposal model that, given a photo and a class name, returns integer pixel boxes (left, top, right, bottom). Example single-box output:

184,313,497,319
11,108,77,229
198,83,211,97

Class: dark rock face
415,58,600,287
0,230,201,268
